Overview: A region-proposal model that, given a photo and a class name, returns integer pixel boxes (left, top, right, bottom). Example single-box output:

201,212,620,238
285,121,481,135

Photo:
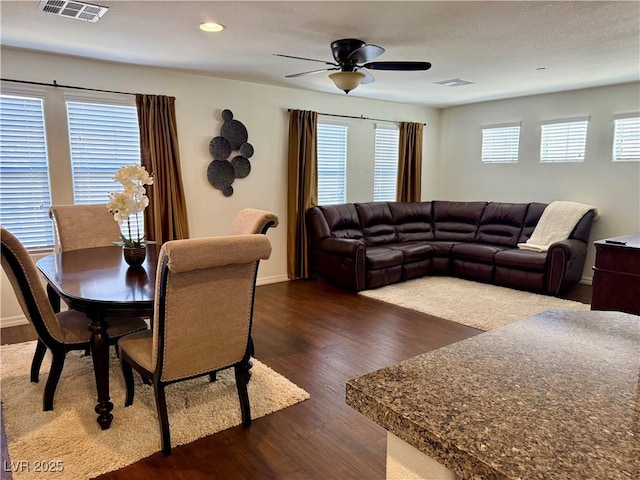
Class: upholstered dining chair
227,208,278,359
0,227,148,411
228,208,279,236
48,203,144,361
49,204,122,253
118,234,272,455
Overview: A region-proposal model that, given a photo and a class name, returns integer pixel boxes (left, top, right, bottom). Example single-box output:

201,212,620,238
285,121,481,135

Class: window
0,89,142,251
612,114,640,162
317,122,347,205
374,124,399,201
66,100,143,238
0,94,53,250
540,118,588,163
67,101,141,203
481,124,520,163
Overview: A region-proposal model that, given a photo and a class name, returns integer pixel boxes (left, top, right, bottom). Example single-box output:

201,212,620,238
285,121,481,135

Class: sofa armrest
314,237,366,291
546,239,588,294
316,237,366,256
550,238,587,256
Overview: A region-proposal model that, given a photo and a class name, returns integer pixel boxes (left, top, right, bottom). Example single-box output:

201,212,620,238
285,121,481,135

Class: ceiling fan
274,38,432,94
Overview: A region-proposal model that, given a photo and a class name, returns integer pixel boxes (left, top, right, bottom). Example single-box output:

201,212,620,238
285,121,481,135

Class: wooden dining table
36,244,158,430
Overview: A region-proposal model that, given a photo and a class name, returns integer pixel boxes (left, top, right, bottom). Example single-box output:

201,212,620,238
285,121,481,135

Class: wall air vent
37,0,108,22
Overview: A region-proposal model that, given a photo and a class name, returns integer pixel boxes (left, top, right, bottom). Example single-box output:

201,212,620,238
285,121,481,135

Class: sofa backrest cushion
570,211,595,243
355,202,397,246
518,202,547,243
389,201,434,242
475,202,528,247
433,201,487,241
317,204,364,240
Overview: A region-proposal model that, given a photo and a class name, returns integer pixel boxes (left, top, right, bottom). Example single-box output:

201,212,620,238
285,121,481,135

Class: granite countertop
346,309,640,480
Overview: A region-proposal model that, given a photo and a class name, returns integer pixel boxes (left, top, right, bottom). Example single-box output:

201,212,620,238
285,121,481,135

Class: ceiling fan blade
358,69,376,85
285,67,339,78
363,61,432,71
273,53,337,67
347,44,385,63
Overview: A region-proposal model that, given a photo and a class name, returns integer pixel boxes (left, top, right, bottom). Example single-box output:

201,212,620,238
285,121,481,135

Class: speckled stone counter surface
346,309,640,480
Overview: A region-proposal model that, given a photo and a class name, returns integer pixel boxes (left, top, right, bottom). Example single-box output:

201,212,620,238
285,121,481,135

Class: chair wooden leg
249,335,255,357
141,376,152,385
121,358,135,407
43,351,65,411
153,382,172,455
234,360,252,427
30,339,47,383
209,372,216,382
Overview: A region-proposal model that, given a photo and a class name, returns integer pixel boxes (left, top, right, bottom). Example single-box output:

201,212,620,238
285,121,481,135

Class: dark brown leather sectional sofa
306,200,595,295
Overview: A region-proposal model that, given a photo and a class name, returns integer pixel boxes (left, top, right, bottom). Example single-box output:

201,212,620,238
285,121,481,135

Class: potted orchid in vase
107,165,154,266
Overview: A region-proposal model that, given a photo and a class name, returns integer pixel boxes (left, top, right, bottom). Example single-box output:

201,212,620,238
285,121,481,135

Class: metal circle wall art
207,109,254,196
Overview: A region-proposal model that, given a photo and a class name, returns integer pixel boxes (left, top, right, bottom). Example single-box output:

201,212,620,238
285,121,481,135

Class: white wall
2,48,637,326
0,47,439,325
439,82,640,282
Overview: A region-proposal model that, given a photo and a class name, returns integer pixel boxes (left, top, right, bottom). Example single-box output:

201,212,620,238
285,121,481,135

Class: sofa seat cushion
452,243,508,263
365,247,404,269
423,241,459,256
388,242,434,263
494,249,546,271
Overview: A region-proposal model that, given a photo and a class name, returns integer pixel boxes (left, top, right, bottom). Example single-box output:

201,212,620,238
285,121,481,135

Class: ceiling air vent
37,0,108,22
434,79,475,87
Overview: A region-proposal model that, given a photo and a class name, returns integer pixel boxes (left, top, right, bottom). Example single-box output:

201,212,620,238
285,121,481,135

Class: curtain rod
0,78,136,96
288,109,426,126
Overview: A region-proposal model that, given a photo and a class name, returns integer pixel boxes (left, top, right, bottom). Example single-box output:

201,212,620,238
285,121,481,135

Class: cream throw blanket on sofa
517,201,597,252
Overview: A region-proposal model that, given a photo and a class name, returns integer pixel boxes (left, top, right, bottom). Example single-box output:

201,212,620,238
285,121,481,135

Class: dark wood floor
0,278,591,480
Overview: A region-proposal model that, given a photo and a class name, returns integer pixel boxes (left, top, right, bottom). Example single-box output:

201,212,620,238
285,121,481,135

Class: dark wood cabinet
591,234,640,315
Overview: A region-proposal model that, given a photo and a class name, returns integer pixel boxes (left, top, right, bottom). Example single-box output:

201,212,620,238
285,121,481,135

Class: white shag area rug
360,277,591,331
0,341,309,480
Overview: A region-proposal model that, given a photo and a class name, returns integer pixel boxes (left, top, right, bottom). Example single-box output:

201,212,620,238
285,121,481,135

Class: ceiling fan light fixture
329,71,365,94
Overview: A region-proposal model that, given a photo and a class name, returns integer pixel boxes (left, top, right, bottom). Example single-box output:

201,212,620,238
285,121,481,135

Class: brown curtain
287,110,318,280
136,94,190,244
397,122,424,202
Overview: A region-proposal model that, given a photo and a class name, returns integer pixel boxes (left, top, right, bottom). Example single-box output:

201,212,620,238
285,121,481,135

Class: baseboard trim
580,275,593,286
1,314,28,328
257,274,289,286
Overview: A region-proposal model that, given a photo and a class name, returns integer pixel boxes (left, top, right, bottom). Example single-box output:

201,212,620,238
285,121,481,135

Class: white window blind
374,124,399,201
67,101,141,204
0,94,54,251
540,118,588,163
613,114,640,162
481,124,520,163
317,122,347,205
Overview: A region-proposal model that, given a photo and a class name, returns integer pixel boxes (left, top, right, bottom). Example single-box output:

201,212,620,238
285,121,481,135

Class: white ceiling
1,1,639,107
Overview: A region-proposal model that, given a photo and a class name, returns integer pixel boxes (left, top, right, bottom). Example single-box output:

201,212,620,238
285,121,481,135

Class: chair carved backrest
151,234,272,382
1,227,64,344
228,208,279,236
49,204,121,252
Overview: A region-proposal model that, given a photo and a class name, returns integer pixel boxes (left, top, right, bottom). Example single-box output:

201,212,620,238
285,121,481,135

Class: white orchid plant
107,165,154,248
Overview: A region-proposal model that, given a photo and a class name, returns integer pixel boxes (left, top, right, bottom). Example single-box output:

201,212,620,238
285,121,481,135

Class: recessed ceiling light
199,22,225,32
